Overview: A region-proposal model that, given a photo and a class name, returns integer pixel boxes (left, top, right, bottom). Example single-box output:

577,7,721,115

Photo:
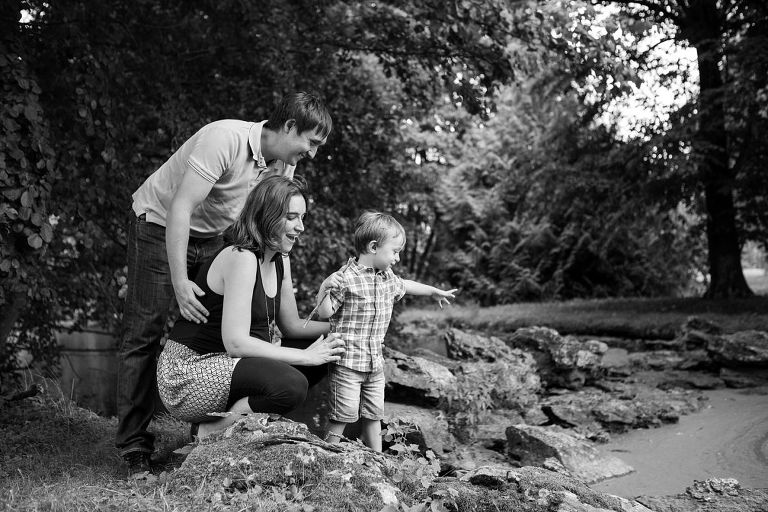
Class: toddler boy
315,212,457,450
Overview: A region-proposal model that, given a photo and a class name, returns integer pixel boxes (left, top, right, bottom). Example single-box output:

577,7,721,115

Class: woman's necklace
262,257,277,344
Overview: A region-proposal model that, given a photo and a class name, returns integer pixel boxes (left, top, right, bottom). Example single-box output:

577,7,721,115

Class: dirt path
590,386,768,498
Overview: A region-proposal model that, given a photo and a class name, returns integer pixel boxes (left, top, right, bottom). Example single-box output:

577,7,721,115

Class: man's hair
224,175,308,256
353,211,406,255
264,91,333,139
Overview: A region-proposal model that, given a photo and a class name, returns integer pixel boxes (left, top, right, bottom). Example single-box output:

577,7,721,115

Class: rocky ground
171,315,768,511
3,315,767,511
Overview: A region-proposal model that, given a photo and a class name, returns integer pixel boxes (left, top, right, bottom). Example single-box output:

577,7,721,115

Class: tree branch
593,0,681,24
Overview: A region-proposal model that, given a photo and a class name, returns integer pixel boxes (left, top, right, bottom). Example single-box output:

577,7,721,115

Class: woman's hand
304,332,346,365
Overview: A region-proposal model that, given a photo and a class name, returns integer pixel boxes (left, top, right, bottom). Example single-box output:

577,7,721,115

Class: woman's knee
281,372,309,408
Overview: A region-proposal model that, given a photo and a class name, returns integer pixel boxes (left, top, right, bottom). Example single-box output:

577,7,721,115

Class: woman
157,175,345,439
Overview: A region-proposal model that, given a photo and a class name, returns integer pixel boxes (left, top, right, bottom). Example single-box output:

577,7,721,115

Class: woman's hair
353,211,406,255
264,91,333,140
224,175,308,256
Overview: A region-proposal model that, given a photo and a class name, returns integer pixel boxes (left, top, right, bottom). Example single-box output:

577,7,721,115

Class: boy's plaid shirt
327,257,406,372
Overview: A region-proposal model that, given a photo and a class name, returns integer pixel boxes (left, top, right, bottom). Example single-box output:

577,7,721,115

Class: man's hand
175,279,209,323
431,288,458,309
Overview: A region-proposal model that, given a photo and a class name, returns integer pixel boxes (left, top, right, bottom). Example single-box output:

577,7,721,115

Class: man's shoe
124,451,152,475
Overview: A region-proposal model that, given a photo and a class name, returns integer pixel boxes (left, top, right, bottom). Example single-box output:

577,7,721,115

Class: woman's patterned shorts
157,339,240,423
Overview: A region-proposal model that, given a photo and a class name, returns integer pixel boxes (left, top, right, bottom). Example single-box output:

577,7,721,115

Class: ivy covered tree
0,2,59,385
1,0,529,376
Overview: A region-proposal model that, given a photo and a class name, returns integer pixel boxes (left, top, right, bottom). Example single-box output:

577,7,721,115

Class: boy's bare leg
361,418,382,452
326,419,346,443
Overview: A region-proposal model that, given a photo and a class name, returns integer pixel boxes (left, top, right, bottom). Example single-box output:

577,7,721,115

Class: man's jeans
115,214,223,457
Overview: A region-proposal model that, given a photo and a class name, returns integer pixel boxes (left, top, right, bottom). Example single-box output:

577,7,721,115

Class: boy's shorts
327,364,385,423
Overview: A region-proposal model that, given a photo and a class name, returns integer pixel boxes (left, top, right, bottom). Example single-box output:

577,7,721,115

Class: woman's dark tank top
170,246,284,354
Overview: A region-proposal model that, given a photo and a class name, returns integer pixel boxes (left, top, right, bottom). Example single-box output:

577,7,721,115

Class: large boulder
443,329,543,412
383,346,457,406
677,317,768,368
383,402,457,457
453,355,542,412
707,331,768,368
505,424,634,484
444,328,517,362
170,414,407,511
508,326,608,389
541,383,706,441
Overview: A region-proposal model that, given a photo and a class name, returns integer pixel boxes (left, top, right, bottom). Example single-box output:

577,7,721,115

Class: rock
445,328,516,362
437,466,654,511
541,383,706,439
407,347,458,370
441,443,518,473
600,348,631,369
628,350,687,370
636,478,768,511
383,402,457,456
171,414,407,511
508,326,606,389
453,355,542,411
165,414,765,512
707,331,768,368
675,317,724,351
719,367,768,388
384,346,457,406
505,424,634,484
627,370,725,390
682,316,724,335
388,320,447,356
471,408,527,444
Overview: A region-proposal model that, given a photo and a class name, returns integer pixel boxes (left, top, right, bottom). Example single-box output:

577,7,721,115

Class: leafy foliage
1,0,527,377
2,0,766,381
411,82,707,305
0,34,59,384
382,420,441,492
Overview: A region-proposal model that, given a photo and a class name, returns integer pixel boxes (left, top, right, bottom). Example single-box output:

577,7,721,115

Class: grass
0,377,192,512
399,295,768,340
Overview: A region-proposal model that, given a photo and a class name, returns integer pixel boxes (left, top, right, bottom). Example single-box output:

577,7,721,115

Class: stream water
590,386,768,498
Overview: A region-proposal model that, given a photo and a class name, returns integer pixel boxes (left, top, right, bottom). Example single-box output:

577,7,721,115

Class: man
116,92,332,474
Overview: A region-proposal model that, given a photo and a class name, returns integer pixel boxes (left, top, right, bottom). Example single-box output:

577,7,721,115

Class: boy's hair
354,211,406,255
264,91,333,139
224,175,308,256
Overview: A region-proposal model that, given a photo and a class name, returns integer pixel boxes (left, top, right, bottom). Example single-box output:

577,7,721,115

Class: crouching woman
157,175,345,438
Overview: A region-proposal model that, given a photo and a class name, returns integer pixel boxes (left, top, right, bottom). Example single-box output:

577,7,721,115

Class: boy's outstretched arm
402,280,458,309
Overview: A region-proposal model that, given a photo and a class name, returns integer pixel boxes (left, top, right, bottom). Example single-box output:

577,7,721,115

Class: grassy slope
0,380,191,511
399,296,768,339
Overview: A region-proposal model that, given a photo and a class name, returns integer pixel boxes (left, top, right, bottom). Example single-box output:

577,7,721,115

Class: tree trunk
681,0,753,298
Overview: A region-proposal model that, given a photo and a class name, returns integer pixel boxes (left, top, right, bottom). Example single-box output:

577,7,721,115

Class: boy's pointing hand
433,288,458,309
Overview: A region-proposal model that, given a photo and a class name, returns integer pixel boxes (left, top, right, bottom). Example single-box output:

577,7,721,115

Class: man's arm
166,171,215,324
402,280,458,309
